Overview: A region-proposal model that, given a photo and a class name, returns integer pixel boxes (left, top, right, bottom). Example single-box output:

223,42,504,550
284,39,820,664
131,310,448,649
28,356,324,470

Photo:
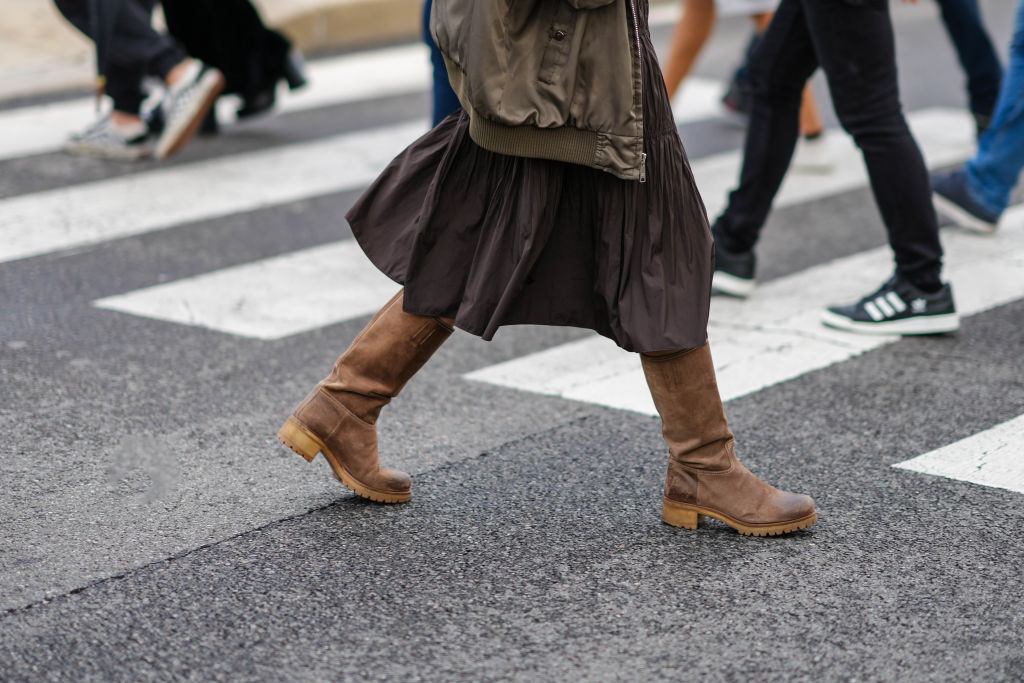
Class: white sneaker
154,61,225,160
792,133,836,174
64,115,151,161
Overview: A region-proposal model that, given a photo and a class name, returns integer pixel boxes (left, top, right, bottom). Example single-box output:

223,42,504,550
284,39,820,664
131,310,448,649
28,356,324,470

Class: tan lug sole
277,417,411,504
662,498,817,537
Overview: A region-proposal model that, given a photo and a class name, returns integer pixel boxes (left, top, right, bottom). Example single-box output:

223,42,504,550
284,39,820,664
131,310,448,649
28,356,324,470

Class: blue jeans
936,0,1003,117
966,0,1024,216
422,0,461,126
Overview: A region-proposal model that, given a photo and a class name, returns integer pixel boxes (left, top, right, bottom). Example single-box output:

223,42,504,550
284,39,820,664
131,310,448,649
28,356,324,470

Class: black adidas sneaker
822,275,960,335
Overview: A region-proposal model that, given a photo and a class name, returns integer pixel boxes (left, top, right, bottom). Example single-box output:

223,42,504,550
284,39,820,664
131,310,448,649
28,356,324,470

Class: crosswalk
3,39,1022,498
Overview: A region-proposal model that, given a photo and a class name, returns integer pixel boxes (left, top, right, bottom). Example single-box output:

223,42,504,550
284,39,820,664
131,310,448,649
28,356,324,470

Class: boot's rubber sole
277,417,411,504
662,498,817,537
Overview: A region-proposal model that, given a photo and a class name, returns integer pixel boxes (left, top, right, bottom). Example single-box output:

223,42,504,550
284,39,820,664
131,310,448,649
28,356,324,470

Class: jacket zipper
628,0,646,183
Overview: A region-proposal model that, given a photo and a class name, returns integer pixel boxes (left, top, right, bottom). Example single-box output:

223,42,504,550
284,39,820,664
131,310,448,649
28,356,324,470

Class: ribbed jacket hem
467,109,599,170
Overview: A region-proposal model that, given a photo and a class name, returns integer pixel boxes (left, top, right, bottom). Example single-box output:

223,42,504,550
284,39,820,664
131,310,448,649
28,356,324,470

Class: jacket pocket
538,3,579,85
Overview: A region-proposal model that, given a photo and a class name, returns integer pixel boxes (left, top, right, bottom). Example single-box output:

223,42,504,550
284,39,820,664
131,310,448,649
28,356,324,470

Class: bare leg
799,84,825,137
663,0,716,100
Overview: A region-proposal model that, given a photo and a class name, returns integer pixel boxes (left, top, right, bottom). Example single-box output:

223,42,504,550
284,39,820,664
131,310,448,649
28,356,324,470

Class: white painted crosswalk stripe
78,108,976,339
0,119,426,265
893,414,1024,495
95,241,398,339
0,105,965,271
464,213,1024,416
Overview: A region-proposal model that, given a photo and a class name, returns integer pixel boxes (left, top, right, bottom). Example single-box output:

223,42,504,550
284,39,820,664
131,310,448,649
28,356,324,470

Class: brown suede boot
278,290,453,503
641,343,817,536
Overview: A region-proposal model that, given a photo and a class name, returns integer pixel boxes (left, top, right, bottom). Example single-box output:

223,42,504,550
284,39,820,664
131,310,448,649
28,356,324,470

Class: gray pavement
2,4,1023,681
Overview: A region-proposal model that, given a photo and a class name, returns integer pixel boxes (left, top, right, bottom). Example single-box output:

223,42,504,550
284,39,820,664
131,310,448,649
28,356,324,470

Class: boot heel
277,418,322,462
662,500,703,529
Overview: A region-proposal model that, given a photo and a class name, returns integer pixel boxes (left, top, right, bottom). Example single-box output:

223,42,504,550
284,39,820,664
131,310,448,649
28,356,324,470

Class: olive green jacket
430,0,647,182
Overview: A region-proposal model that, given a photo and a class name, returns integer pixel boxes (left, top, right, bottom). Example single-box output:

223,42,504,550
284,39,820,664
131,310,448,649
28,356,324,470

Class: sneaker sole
712,270,756,298
63,141,151,161
154,70,225,160
821,310,960,335
932,193,998,235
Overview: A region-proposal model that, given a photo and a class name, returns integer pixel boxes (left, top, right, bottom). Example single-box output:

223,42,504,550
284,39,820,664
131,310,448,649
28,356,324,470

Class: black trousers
713,0,944,290
53,0,186,114
162,0,293,100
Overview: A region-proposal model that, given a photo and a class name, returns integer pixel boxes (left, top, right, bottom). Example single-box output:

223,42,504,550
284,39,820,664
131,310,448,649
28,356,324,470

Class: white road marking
0,107,971,267
79,108,981,341
893,414,1024,495
0,42,719,162
0,119,427,265
465,209,1024,416
95,241,398,339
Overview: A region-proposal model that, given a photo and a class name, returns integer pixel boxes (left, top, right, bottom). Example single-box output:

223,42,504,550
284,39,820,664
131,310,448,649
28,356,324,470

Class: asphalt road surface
2,3,1023,681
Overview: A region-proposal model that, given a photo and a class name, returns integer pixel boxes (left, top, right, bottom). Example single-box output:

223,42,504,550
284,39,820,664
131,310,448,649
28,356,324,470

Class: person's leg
806,0,943,292
662,0,716,100
642,344,817,535
424,0,461,125
712,0,818,255
934,0,1004,132
279,290,454,503
965,1,1024,217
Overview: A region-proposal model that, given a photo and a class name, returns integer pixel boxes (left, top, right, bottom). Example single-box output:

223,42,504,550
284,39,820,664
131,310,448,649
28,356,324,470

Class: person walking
276,0,817,536
708,0,960,336
54,0,224,161
933,0,1024,234
662,0,832,171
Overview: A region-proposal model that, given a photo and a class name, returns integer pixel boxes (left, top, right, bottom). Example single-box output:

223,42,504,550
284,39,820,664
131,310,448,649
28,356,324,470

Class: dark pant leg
53,0,185,113
163,0,291,97
712,0,819,254
804,0,943,289
935,0,1003,117
423,0,461,126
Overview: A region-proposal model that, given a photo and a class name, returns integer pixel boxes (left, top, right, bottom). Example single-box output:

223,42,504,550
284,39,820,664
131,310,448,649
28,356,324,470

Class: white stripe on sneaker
874,296,896,318
864,301,885,321
886,291,907,312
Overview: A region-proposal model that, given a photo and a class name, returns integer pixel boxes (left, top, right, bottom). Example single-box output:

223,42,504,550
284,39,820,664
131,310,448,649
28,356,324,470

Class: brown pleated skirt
346,6,712,353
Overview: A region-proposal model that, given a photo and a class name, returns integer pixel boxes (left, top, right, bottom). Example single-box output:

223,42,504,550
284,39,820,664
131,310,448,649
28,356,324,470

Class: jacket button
551,29,567,41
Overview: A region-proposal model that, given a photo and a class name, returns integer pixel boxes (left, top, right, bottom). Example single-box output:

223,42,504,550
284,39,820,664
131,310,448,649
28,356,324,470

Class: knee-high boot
278,290,453,503
641,343,817,536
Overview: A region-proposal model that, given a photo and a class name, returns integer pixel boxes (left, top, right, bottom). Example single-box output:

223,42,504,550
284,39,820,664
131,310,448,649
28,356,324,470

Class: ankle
165,59,198,89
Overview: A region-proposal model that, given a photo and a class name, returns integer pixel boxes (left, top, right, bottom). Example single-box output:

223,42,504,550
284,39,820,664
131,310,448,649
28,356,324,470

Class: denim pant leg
423,0,461,126
966,0,1024,217
935,0,1004,117
712,0,818,254
805,0,943,288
